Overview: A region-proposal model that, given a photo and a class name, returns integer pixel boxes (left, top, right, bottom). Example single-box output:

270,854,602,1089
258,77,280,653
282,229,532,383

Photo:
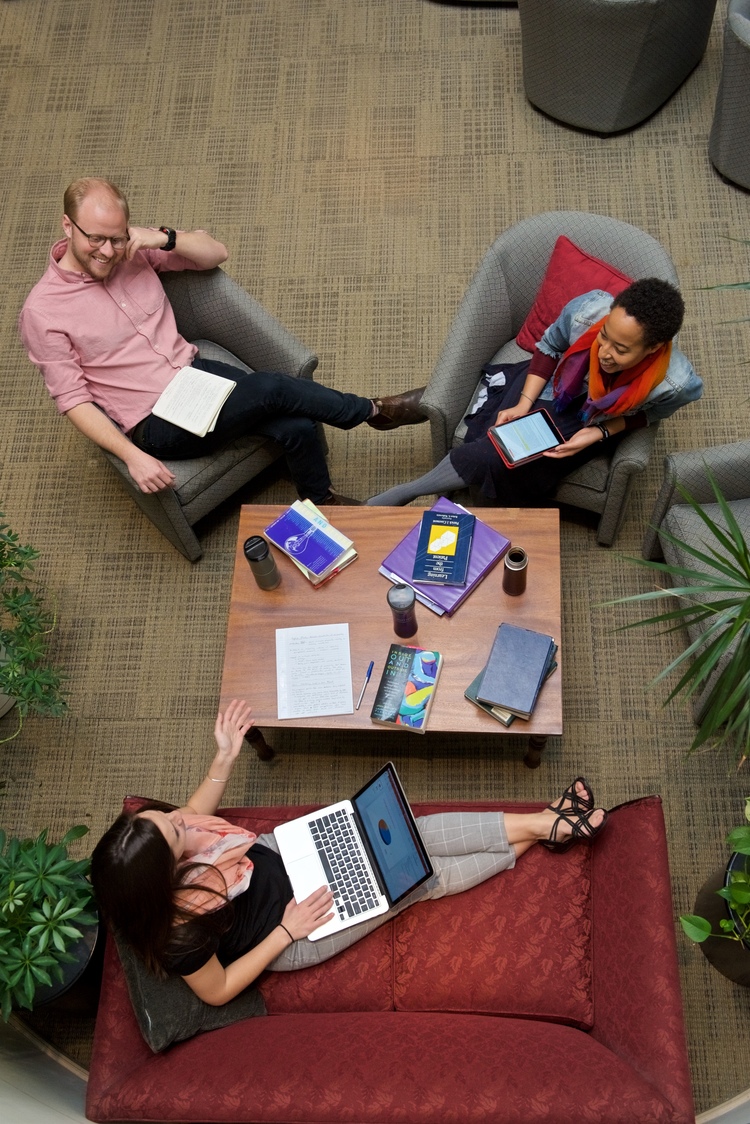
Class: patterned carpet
1,0,749,1113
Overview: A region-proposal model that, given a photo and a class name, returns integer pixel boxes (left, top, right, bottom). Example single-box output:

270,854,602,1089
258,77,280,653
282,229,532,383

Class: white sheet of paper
276,623,353,719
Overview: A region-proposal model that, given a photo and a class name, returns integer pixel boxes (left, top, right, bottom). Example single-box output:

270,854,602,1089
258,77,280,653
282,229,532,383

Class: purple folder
379,497,510,616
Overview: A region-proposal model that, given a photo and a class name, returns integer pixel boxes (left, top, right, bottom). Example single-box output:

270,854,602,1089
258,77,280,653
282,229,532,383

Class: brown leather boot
367,387,428,430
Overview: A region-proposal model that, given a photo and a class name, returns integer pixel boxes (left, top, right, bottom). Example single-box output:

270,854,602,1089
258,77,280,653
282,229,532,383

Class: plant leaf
680,914,713,942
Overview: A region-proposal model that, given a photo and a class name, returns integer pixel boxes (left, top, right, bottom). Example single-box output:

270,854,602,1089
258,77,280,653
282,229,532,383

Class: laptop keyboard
310,808,381,921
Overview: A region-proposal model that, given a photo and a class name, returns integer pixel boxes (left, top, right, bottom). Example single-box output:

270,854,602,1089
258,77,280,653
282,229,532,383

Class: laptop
274,763,434,941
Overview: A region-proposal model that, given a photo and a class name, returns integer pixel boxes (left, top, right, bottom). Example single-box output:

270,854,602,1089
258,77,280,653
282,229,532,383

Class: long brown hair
91,801,232,976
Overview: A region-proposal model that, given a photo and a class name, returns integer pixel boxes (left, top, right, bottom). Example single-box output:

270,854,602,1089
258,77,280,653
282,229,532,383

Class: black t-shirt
165,843,293,977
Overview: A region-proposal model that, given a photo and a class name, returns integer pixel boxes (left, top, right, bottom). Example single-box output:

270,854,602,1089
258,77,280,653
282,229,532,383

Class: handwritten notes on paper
276,623,353,719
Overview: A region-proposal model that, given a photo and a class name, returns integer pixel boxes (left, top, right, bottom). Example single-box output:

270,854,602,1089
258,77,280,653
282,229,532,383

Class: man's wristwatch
158,227,177,252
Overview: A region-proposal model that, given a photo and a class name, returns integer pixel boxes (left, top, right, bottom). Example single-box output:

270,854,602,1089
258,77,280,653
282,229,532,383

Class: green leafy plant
680,797,750,946
0,825,96,1021
606,473,750,766
698,236,750,323
0,508,68,741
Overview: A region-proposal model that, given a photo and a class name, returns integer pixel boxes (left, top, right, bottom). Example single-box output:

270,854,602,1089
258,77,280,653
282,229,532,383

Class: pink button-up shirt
19,240,202,435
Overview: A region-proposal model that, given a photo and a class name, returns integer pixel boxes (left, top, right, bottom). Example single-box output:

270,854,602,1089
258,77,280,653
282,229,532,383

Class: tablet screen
493,412,561,462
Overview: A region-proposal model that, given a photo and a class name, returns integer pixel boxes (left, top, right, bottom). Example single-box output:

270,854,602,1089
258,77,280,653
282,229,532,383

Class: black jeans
132,356,372,502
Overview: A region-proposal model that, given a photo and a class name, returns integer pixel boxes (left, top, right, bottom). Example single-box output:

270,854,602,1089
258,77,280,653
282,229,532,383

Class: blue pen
356,660,374,710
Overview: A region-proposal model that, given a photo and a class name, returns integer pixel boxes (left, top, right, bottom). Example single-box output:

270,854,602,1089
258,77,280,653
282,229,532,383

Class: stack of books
264,500,356,586
380,497,510,616
466,623,557,724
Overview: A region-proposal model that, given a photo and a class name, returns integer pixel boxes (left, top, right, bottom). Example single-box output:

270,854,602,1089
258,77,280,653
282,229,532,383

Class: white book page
151,366,236,437
276,623,353,719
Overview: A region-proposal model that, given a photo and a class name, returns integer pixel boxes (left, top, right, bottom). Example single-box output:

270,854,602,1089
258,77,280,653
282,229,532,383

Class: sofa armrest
642,440,750,559
161,268,319,381
590,796,695,1123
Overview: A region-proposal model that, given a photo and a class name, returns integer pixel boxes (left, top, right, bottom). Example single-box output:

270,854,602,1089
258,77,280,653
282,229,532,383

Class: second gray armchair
420,211,682,546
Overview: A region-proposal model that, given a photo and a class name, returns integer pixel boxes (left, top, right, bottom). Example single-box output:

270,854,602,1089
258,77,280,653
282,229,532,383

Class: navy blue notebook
477,623,555,719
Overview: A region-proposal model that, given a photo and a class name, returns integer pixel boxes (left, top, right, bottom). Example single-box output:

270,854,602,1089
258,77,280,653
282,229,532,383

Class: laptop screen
353,763,433,905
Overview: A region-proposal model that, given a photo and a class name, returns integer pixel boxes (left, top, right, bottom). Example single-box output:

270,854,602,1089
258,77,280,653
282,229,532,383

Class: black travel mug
243,535,281,591
387,583,418,638
502,547,528,596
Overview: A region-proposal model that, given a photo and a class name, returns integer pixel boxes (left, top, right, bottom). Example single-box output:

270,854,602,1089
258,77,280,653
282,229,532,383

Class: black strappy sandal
547,777,595,817
539,806,609,854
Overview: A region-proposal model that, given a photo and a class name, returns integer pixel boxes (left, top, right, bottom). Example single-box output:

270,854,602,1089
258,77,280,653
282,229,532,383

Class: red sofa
86,796,695,1123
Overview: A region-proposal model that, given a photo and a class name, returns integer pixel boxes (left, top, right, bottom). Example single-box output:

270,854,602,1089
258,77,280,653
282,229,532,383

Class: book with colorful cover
370,644,443,733
411,510,475,586
380,497,510,616
264,500,355,584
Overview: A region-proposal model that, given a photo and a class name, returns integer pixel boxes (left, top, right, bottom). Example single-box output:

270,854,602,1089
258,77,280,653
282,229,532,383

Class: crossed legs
261,781,606,972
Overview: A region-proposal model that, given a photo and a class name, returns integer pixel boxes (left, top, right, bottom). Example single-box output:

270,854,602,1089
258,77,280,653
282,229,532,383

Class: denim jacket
535,290,703,424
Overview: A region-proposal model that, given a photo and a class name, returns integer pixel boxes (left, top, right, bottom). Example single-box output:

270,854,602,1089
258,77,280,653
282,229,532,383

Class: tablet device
488,409,565,468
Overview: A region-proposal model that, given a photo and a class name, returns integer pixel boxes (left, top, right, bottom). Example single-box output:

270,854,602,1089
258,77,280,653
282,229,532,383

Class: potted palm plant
607,473,750,767
0,508,68,740
0,824,97,1020
679,797,750,985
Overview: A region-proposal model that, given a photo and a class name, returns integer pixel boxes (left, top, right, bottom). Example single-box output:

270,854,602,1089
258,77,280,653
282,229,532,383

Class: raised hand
214,699,254,762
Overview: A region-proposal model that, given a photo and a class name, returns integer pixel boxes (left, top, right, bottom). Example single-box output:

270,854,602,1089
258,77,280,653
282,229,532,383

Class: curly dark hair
611,278,685,349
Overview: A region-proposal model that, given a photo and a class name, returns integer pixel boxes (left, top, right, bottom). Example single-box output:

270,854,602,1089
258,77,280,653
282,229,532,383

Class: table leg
524,734,547,769
246,726,275,762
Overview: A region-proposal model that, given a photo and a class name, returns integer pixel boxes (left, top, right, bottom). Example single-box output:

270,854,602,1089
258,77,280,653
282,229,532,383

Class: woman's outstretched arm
182,887,334,1004
178,699,254,816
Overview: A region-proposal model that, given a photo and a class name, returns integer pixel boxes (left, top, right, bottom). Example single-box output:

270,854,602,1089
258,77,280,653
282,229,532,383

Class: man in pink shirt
20,178,426,505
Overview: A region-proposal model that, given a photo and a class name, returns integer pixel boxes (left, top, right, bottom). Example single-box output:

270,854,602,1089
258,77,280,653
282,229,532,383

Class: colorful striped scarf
552,317,671,423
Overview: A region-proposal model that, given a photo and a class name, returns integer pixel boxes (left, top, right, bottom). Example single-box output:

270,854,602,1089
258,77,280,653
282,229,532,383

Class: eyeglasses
68,216,129,251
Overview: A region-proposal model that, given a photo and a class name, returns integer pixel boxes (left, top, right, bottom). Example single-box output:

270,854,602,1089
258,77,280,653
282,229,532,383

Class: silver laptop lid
352,762,433,906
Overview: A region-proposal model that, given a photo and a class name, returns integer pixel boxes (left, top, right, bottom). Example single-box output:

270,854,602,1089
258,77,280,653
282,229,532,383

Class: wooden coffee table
220,505,562,767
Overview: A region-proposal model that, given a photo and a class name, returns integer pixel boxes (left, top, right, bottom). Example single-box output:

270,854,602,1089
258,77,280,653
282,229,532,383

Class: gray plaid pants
257,812,514,971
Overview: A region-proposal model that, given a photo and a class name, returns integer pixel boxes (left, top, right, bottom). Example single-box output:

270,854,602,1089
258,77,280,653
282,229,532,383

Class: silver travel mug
243,535,281,591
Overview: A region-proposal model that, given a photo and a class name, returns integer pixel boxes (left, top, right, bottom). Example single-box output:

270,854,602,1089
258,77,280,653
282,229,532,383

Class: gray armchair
641,440,750,722
420,211,680,546
709,0,750,191
517,0,716,134
102,268,319,561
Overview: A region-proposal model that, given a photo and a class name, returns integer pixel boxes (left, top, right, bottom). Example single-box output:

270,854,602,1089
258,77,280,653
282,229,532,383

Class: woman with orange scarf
367,278,702,507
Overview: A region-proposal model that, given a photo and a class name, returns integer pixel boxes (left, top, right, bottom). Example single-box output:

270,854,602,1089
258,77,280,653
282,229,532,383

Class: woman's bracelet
519,391,535,404
208,775,228,783
279,923,294,944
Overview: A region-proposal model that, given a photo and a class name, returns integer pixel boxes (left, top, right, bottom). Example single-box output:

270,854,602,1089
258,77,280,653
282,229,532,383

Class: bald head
63,178,129,225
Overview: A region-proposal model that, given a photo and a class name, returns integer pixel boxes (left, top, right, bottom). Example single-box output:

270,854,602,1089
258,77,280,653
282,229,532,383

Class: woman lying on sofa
92,699,608,1008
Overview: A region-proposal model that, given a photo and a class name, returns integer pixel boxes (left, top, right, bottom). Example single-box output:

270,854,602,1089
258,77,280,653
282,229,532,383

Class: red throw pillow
516,235,634,352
